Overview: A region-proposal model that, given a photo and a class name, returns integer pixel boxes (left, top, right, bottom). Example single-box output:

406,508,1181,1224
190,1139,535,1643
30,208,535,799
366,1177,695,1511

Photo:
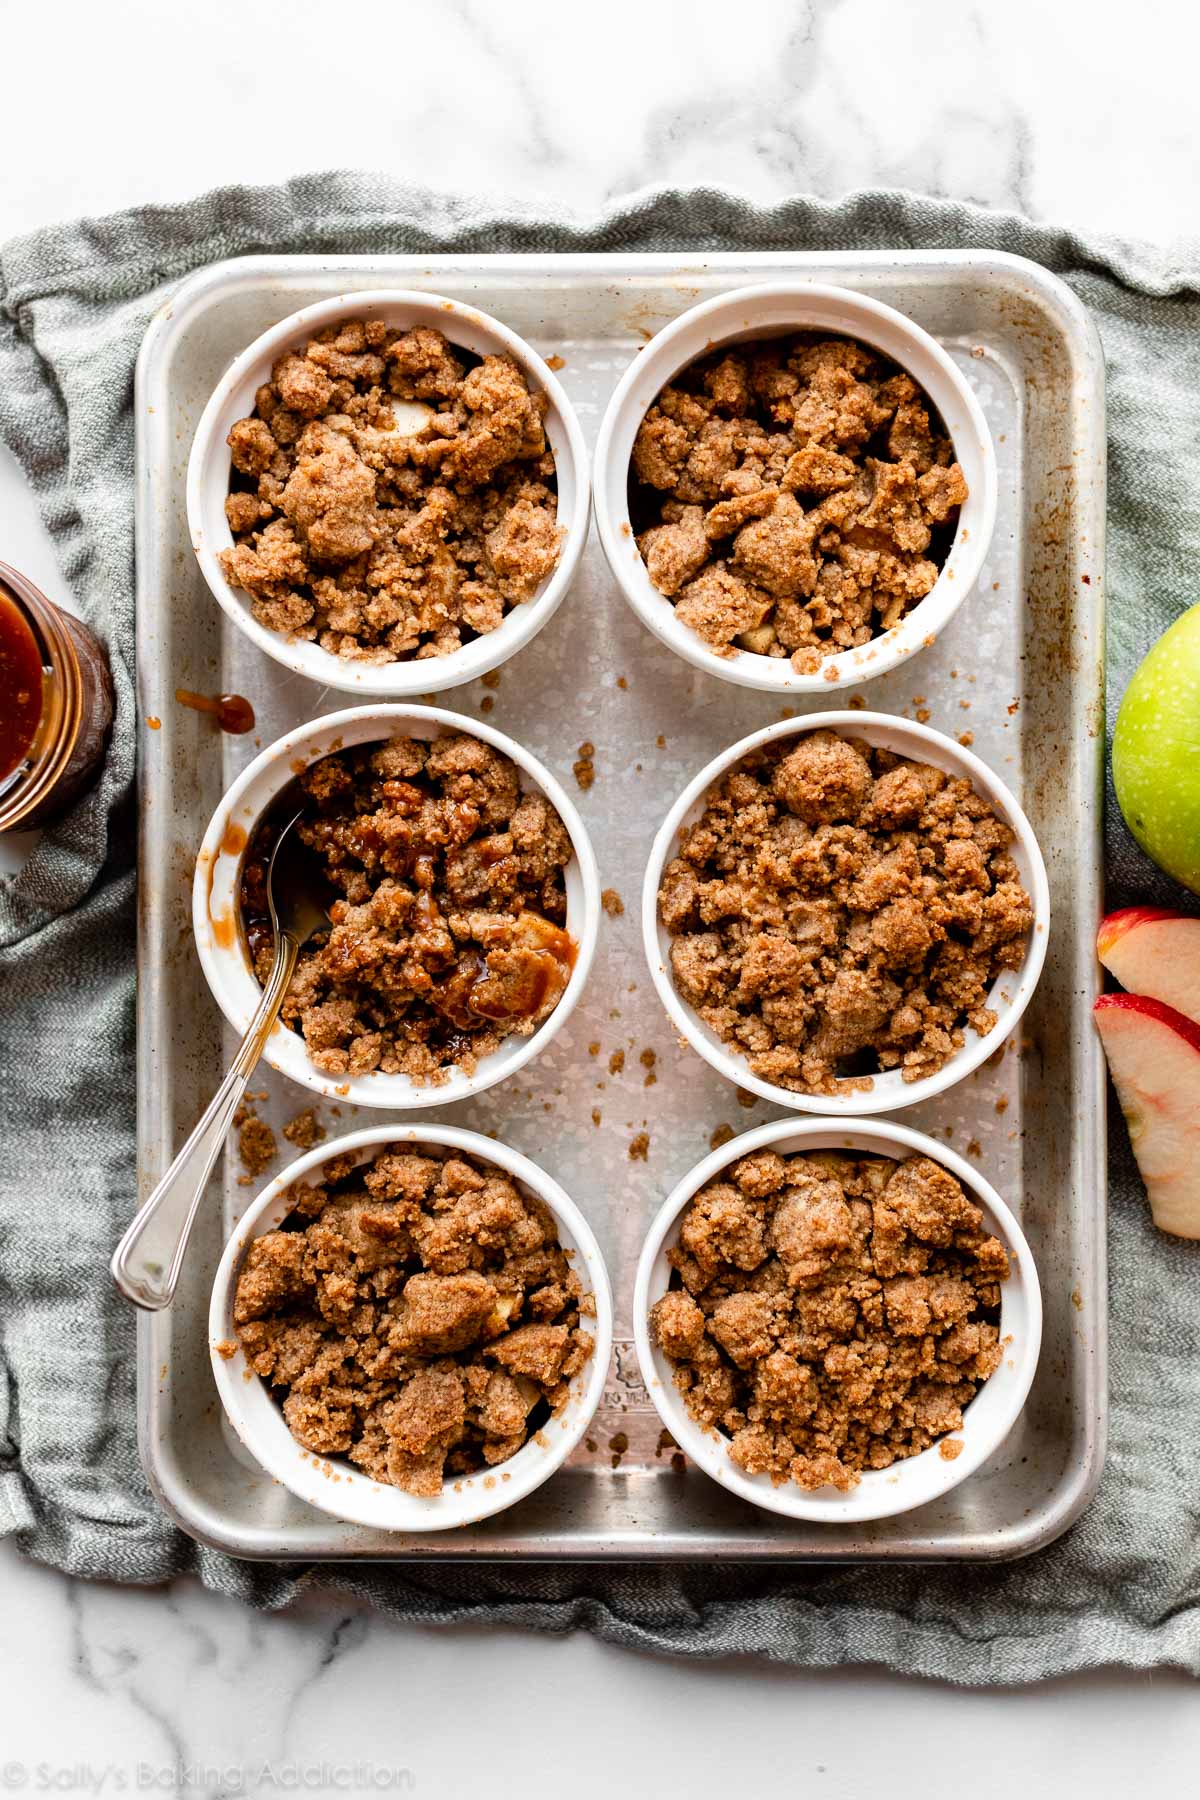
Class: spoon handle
110,935,299,1311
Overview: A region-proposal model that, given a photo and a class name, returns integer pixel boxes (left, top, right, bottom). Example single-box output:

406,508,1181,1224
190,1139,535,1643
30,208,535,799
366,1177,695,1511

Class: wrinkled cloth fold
2,177,1199,1683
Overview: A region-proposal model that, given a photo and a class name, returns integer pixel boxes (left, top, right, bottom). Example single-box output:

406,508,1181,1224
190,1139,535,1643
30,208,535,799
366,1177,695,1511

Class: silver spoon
111,813,330,1310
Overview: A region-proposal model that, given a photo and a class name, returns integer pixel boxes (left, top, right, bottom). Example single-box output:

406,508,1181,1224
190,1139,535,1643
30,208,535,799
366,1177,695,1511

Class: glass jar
0,560,114,832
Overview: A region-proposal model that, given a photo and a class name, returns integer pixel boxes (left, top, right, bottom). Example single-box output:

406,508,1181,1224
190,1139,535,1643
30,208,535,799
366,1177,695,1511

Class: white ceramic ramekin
634,1116,1041,1524
193,704,600,1108
593,282,996,693
642,711,1049,1116
211,1124,613,1532
187,290,590,696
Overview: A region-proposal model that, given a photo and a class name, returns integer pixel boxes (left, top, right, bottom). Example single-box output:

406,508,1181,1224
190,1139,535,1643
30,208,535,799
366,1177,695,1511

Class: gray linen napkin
2,177,1199,1682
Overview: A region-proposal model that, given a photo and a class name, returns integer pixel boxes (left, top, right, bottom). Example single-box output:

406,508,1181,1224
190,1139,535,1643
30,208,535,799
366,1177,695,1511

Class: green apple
1113,602,1200,893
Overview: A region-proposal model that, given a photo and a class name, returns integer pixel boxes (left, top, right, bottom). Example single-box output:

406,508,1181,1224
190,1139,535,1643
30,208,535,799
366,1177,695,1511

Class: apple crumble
234,1143,594,1496
241,733,576,1083
630,334,967,668
658,730,1033,1093
220,320,562,663
650,1149,1008,1490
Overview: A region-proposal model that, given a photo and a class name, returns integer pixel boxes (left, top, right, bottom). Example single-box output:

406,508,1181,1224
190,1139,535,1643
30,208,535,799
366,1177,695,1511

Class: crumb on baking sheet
710,1123,736,1151
609,1049,625,1075
220,321,562,666
657,730,1032,1095
283,1108,326,1150
241,733,575,1083
233,1142,593,1497
629,333,967,667
649,1149,1008,1491
629,1132,650,1161
601,887,624,916
236,1110,277,1177
573,742,595,790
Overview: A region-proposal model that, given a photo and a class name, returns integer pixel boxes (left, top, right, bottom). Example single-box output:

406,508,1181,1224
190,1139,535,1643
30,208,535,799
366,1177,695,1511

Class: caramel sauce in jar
0,561,114,831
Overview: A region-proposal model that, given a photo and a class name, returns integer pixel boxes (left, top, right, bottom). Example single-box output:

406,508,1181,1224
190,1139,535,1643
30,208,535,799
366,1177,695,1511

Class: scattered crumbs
735,1087,757,1109
1070,1286,1083,1312
822,665,840,683
958,731,974,747
966,1138,982,1158
236,1110,277,1177
330,1105,342,1117
640,1047,658,1087
655,1428,676,1458
995,1096,1009,1115
609,1430,629,1468
591,1108,602,1127
215,1339,238,1361
635,762,642,773
1007,699,1020,715
656,733,666,748
573,741,595,789
587,1041,601,1058
481,670,501,689
480,695,495,713
616,676,628,690
847,694,866,710
609,1008,621,1021
1081,573,1091,586
334,1083,350,1096
670,1452,687,1474
629,1131,650,1162
608,1049,626,1075
283,1108,325,1149
949,668,958,679
585,1437,598,1454
544,353,566,372
939,1438,964,1462
627,982,637,993
959,697,971,710
915,707,931,724
912,695,926,707
146,716,162,730
601,887,625,916
709,1122,735,1151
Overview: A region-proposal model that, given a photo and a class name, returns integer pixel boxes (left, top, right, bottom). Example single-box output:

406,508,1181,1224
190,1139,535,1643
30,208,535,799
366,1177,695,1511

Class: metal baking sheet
134,250,1106,1561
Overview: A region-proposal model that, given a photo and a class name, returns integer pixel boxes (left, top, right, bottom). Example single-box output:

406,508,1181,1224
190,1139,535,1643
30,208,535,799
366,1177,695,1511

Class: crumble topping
234,1144,594,1496
220,320,562,664
630,334,967,668
658,730,1033,1094
241,733,576,1083
650,1149,1008,1491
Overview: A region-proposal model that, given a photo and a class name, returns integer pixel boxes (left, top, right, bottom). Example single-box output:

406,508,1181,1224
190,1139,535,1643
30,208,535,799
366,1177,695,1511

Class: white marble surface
3,0,1200,1789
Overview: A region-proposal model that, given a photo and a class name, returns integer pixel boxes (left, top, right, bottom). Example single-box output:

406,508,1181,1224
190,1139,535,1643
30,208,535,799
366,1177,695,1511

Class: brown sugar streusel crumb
601,887,624,917
233,1143,593,1497
220,322,561,667
630,334,967,668
283,1108,326,1150
240,733,575,1084
649,1150,1008,1491
573,742,595,790
658,730,1033,1095
629,1132,650,1162
236,1111,277,1178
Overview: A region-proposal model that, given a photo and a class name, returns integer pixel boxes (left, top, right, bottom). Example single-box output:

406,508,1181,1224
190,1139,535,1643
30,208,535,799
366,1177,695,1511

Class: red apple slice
1094,992,1200,1238
1096,907,1200,1024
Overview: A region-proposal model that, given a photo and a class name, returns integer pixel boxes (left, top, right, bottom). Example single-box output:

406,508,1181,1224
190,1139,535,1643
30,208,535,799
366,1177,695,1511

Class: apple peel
1094,992,1200,1238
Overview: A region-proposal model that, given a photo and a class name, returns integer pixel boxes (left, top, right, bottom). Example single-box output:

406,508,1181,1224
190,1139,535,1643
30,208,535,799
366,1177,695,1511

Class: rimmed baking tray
134,250,1106,1561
